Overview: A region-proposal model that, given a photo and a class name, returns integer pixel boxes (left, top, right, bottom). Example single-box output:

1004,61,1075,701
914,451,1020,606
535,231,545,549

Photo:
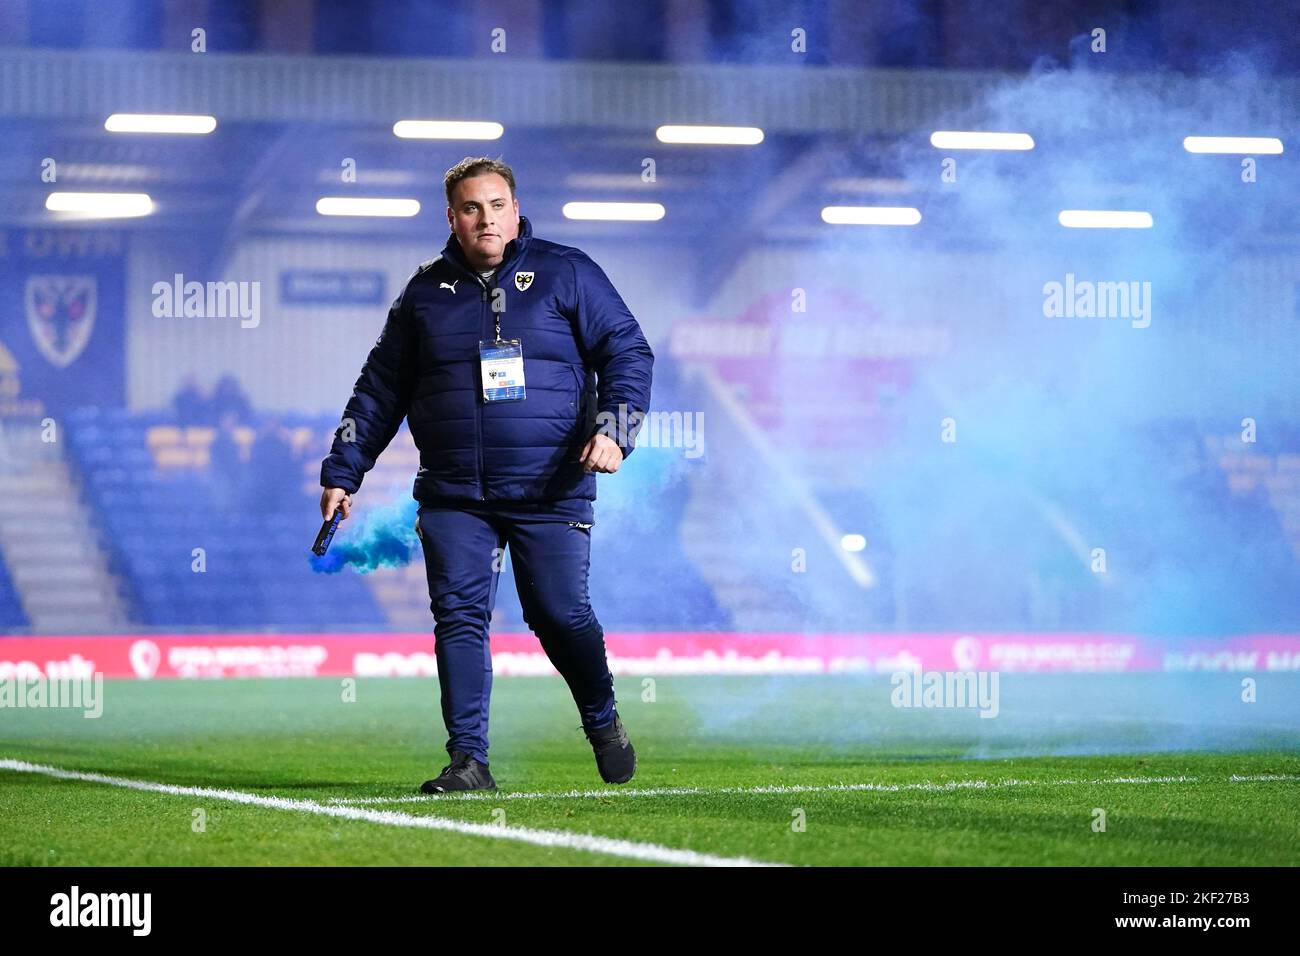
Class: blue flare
308,498,420,574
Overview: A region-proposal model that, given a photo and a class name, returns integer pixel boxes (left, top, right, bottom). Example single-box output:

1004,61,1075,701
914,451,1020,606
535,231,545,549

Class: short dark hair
444,156,516,207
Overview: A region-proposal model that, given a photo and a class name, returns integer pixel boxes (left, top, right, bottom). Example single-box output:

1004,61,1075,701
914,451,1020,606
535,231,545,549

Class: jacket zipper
476,275,489,500
444,234,525,502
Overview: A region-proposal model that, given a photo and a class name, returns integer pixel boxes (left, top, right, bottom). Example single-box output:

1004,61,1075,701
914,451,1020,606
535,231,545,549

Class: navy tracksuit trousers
414,497,617,766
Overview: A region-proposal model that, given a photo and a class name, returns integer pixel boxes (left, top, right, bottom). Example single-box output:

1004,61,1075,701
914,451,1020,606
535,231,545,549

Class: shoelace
439,753,477,779
583,719,627,748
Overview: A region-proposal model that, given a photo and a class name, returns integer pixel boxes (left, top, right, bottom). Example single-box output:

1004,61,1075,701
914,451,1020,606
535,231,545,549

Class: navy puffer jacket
320,215,654,502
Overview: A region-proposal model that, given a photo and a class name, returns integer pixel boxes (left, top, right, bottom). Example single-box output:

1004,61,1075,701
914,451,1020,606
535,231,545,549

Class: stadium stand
58,391,730,634
65,406,385,632
0,551,27,629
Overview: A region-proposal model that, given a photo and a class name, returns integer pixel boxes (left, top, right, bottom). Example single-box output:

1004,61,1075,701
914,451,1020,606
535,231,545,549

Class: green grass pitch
2,674,1298,866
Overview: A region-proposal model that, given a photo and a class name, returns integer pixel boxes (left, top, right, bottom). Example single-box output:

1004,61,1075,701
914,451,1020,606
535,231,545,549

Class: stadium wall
124,233,697,414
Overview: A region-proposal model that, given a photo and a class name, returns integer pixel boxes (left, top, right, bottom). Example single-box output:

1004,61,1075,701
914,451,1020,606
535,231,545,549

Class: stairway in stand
0,419,130,633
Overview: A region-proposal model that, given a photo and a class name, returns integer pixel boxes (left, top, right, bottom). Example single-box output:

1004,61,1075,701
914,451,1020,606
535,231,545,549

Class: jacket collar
442,214,533,279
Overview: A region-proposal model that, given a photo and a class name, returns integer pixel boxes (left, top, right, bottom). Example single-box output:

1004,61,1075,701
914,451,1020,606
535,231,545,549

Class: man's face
446,173,520,270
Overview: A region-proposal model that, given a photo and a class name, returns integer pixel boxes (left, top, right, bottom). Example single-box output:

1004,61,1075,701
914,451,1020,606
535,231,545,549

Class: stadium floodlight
315,197,421,217
841,534,867,552
1182,136,1284,155
655,125,764,145
821,205,922,226
929,131,1035,150
104,113,217,134
1058,209,1153,229
392,120,504,140
45,191,153,218
561,202,665,221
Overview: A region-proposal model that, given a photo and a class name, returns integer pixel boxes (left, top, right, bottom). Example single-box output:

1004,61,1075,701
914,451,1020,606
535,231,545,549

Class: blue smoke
309,498,420,574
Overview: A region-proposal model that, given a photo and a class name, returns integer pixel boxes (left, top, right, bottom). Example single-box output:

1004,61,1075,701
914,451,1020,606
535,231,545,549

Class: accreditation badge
479,338,526,403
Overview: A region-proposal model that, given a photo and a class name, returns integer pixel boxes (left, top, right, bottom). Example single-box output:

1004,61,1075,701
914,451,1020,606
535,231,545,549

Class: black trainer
584,712,636,784
419,750,497,794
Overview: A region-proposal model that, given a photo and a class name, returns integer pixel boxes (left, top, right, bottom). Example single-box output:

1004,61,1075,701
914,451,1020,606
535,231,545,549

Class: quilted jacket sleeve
568,250,655,460
319,278,419,494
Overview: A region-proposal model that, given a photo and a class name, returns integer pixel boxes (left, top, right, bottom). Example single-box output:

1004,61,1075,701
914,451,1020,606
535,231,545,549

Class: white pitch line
0,759,784,868
326,773,1300,805
328,780,996,804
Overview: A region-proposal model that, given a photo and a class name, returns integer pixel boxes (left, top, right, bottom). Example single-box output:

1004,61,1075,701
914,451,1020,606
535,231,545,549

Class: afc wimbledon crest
26,275,96,368
514,271,535,292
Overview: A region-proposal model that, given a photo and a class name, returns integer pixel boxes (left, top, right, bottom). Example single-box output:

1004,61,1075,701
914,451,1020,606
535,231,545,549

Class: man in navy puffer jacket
320,157,653,792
